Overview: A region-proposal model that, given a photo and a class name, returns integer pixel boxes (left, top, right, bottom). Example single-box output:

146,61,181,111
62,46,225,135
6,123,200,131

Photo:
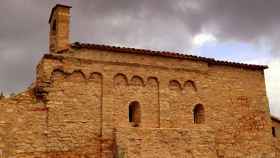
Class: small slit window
129,101,141,127
193,104,205,124
52,20,57,32
272,127,276,137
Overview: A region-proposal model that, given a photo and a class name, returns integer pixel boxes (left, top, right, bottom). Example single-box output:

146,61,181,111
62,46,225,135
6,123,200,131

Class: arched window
129,101,141,127
193,104,205,124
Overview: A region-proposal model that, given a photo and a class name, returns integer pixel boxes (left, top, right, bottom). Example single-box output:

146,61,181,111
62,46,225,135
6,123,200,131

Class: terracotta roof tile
271,116,280,123
71,42,268,70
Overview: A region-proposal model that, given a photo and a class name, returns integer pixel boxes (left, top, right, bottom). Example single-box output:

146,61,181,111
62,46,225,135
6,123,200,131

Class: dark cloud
200,0,280,51
0,0,279,95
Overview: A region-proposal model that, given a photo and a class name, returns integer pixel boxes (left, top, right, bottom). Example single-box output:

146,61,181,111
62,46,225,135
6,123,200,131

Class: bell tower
49,4,71,53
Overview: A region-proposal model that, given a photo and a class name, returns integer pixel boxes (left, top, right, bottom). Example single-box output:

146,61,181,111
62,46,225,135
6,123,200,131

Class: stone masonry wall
272,118,280,138
205,65,274,157
112,73,160,128
115,127,217,158
0,45,276,158
272,119,280,156
0,90,47,158
37,57,103,158
63,48,274,157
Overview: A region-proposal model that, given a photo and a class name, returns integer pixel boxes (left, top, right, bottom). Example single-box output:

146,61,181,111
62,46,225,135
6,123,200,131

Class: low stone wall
115,126,217,158
273,138,280,157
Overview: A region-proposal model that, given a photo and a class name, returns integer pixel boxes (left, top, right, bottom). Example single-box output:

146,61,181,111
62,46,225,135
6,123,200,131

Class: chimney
49,4,72,53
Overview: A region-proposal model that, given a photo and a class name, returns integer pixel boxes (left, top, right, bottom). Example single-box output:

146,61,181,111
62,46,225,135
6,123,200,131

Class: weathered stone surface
115,127,217,158
0,3,278,158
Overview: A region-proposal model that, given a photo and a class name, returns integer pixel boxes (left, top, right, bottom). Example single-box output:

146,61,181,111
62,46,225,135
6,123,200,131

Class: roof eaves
71,42,268,70
271,116,280,123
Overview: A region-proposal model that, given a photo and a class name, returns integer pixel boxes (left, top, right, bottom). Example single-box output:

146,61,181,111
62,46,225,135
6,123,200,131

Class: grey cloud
0,0,279,95
199,0,280,54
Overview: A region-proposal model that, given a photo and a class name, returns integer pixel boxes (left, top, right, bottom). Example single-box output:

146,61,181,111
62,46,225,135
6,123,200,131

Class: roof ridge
71,42,268,70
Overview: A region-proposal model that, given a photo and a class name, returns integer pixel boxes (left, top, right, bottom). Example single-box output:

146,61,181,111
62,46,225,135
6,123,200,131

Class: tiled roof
71,42,268,70
271,116,280,123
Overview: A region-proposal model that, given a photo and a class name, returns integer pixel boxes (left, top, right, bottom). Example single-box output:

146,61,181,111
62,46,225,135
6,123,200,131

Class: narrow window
128,101,141,127
193,104,205,124
52,20,57,32
272,127,276,137
129,105,133,122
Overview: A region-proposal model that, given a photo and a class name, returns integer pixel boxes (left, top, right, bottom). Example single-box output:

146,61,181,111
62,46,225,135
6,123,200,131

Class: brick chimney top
48,4,72,23
48,4,72,53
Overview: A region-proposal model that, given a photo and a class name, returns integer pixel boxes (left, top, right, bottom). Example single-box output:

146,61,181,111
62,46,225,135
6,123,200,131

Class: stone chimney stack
49,4,72,53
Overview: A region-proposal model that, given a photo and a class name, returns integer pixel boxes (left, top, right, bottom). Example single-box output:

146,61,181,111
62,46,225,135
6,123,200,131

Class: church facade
0,4,279,158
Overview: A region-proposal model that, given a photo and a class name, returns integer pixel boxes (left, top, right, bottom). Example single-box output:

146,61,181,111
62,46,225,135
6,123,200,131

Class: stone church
0,4,279,158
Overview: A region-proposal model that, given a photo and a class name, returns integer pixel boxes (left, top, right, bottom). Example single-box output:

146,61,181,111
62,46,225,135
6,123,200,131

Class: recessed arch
130,76,144,87
169,80,182,91
128,101,141,127
184,80,197,92
66,70,86,81
193,104,205,124
51,69,66,81
89,72,102,83
146,77,159,88
114,73,128,87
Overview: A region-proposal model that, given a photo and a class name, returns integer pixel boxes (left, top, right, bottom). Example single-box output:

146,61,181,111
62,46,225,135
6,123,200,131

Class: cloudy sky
0,0,279,117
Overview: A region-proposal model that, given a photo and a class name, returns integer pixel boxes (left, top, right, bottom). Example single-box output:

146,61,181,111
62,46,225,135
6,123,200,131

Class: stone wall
112,73,160,128
0,3,276,157
62,48,274,157
272,117,280,137
35,56,103,157
206,65,274,157
272,118,280,156
0,90,47,158
115,127,217,158
0,46,276,157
